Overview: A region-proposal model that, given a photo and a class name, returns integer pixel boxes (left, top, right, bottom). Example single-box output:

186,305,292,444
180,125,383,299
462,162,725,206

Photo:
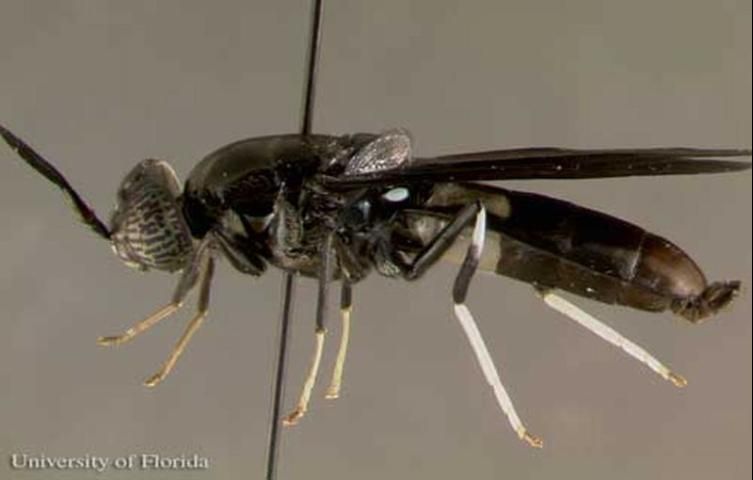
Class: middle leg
283,233,335,426
325,281,353,400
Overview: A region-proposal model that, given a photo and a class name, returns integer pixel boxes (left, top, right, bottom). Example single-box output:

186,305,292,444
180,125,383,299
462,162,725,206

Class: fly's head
109,159,194,272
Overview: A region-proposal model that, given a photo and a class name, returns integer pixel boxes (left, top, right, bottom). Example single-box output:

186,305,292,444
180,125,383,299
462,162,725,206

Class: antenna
265,1,325,479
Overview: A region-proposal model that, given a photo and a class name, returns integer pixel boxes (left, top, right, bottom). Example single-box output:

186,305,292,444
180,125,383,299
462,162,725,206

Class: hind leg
538,288,686,387
451,206,542,447
386,202,542,447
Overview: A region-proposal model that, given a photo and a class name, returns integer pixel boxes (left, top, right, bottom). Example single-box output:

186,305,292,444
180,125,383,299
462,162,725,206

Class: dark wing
319,147,751,189
1,123,111,239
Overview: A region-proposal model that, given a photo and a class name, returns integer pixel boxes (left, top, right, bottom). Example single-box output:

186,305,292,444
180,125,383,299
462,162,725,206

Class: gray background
0,1,750,479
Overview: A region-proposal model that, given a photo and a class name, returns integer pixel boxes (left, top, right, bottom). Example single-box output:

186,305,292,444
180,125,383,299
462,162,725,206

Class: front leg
98,237,216,387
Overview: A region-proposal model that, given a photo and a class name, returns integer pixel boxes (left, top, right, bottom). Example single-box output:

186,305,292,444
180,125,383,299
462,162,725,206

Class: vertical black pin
265,1,325,479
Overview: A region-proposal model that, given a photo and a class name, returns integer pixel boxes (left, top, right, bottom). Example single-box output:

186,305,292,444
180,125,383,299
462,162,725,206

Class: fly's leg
403,202,482,280
97,304,180,347
144,256,215,387
325,281,353,400
537,289,687,388
97,239,211,346
283,233,335,426
281,330,326,426
320,235,372,401
394,202,542,447
450,207,543,448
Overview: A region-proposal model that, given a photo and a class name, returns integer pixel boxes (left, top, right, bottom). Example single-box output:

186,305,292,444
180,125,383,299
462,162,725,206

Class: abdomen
407,183,738,322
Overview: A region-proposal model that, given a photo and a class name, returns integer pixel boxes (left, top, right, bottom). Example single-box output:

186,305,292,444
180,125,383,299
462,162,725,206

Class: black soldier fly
1,113,750,447
0,2,750,475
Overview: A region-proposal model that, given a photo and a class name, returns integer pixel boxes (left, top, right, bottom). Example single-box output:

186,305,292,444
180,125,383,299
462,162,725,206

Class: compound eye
109,159,193,272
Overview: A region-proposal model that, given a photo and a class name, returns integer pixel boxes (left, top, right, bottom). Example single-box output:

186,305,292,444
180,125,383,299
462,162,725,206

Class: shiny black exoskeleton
1,123,750,442
181,133,374,278
172,131,746,321
2,125,750,321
